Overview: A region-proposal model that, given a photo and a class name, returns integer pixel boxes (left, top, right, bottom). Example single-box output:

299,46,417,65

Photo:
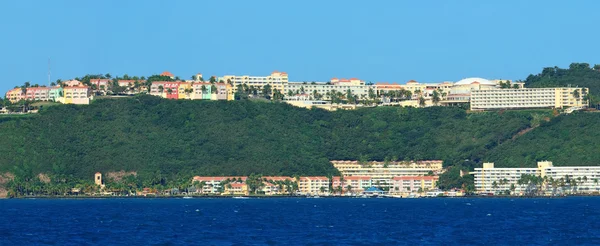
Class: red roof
161,71,174,77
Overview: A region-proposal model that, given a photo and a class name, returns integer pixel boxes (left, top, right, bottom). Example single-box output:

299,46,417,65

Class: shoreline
3,194,598,200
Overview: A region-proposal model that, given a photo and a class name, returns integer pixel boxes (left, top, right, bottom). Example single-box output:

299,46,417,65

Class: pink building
332,176,372,193
25,87,50,101
391,176,439,194
89,79,111,90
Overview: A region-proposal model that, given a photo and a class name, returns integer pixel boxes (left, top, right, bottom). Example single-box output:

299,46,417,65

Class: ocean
1,197,599,245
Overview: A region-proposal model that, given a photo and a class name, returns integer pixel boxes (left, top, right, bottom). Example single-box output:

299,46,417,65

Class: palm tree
431,90,441,105
418,96,426,107
158,85,164,93
319,186,326,195
346,185,352,194
572,89,580,100
211,85,218,94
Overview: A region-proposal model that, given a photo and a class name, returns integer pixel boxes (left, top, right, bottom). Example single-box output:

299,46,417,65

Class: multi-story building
5,88,23,103
332,160,443,189
48,87,63,102
298,176,329,195
220,71,288,97
224,183,249,195
62,86,90,104
391,176,439,195
470,87,588,110
470,161,600,195
89,79,111,90
150,81,182,99
332,176,372,193
191,176,248,194
190,82,231,100
24,87,50,101
285,78,372,101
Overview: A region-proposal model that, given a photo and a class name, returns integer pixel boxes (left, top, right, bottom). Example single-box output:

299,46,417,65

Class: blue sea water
1,197,600,245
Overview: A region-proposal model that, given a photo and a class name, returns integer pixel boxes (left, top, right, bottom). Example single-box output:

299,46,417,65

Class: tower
94,172,103,186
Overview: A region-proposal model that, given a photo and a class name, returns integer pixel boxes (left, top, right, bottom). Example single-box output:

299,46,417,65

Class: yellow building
223,183,249,196
178,82,192,99
62,86,90,105
5,88,23,103
470,87,588,110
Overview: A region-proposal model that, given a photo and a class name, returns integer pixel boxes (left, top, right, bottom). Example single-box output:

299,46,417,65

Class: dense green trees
0,94,598,191
524,62,600,105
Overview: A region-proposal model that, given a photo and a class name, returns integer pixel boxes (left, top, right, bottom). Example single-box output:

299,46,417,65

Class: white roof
454,77,495,86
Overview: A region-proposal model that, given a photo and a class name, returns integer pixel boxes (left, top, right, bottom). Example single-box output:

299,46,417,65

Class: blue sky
1,0,599,93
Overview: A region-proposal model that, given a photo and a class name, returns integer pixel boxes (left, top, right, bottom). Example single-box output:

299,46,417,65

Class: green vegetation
484,112,600,168
524,62,600,105
0,96,577,192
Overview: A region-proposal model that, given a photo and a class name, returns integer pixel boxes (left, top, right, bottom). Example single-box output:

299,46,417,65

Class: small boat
233,196,249,199
183,196,193,199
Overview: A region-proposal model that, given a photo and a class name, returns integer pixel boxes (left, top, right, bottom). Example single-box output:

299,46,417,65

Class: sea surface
1,197,600,245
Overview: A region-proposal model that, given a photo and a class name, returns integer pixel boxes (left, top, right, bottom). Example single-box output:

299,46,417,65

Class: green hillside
483,112,600,168
0,96,569,188
524,62,600,104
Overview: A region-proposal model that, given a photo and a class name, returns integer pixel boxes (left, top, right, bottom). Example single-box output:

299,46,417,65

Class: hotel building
285,78,372,101
220,71,288,97
391,176,439,195
298,176,329,195
191,176,248,194
470,161,600,195
332,160,443,189
332,176,372,193
470,87,588,110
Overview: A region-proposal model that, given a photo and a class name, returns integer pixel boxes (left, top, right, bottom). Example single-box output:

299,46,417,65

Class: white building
220,71,288,96
470,87,588,110
285,78,372,101
470,161,600,195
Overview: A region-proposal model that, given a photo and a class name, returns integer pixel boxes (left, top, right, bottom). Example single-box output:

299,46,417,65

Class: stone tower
94,172,103,186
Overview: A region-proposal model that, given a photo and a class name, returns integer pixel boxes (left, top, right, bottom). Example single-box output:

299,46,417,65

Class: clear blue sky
1,0,599,93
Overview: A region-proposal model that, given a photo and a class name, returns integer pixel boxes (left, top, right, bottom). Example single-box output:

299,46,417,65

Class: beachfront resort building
390,176,439,196
298,176,330,195
331,160,443,189
470,87,588,110
331,176,372,194
470,161,600,195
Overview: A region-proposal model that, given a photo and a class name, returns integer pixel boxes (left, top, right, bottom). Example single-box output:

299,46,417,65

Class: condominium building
150,81,183,99
25,87,50,101
470,161,600,195
191,176,248,194
332,176,372,193
470,87,588,110
220,71,288,97
89,79,111,90
391,176,439,195
61,86,90,105
285,78,372,100
48,87,63,102
332,160,443,189
298,176,329,195
5,88,23,103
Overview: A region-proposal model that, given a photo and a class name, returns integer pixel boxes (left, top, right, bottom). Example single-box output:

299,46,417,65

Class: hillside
483,112,600,168
0,96,569,188
524,62,600,104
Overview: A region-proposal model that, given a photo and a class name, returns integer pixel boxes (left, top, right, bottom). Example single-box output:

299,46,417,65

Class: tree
418,96,426,107
432,90,441,105
158,85,164,93
346,185,352,194
211,85,218,94
209,76,216,83
262,84,272,98
319,186,326,195
572,89,580,99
